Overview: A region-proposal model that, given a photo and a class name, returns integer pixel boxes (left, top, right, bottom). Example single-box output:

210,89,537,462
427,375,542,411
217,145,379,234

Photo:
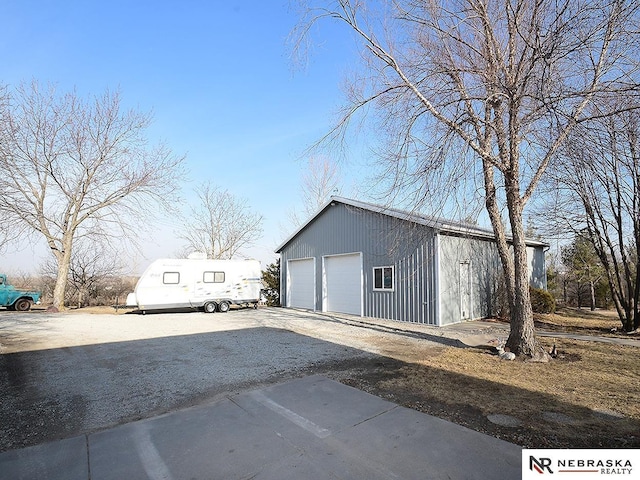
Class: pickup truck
0,274,41,311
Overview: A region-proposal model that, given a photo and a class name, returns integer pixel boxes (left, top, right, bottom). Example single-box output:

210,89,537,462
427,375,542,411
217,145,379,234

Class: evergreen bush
530,286,556,314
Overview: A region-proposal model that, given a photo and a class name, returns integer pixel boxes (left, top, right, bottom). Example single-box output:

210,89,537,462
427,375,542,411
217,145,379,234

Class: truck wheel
14,298,32,311
203,302,217,313
218,301,230,313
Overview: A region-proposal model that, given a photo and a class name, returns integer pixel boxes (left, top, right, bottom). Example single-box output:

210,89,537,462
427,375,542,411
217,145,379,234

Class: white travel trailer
126,257,262,313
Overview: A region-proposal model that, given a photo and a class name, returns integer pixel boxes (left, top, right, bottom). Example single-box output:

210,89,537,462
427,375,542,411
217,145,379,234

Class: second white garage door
323,253,363,315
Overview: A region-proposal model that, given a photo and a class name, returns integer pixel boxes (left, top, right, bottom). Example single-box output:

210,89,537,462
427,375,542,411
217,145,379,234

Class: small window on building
203,271,225,283
373,266,394,291
163,272,180,284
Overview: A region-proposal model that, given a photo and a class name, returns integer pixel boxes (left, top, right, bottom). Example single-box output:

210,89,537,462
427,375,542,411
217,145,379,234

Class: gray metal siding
279,198,548,326
437,238,548,325
527,246,547,289
438,235,502,326
279,203,439,324
367,240,438,324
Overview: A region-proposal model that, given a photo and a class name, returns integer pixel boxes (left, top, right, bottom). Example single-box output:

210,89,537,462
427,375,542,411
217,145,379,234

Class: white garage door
323,253,362,315
287,258,315,310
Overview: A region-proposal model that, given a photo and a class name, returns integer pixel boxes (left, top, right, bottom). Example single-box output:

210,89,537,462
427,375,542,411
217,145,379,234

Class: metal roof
275,196,548,252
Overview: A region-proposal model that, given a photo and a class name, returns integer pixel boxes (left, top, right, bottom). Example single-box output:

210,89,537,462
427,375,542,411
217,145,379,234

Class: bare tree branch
536,98,640,331
179,183,264,259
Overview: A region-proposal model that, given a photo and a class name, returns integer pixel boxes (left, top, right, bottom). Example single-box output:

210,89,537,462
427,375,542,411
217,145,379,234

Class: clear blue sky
1,0,370,273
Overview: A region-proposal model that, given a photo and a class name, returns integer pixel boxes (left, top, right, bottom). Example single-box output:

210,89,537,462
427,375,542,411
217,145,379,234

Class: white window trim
373,266,395,292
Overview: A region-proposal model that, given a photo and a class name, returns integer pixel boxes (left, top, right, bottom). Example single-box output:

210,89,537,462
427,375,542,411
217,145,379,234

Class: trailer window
203,271,225,283
373,266,394,291
163,272,180,284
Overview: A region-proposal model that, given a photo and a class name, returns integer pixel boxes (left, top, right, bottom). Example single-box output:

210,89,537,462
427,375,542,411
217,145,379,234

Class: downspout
543,245,550,291
434,232,441,326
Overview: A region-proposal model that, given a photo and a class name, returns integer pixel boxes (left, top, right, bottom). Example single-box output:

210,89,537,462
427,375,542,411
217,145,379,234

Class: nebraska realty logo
522,449,638,479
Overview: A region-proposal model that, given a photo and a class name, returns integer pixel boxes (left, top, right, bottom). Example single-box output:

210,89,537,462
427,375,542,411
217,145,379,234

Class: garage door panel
324,254,362,315
288,258,315,310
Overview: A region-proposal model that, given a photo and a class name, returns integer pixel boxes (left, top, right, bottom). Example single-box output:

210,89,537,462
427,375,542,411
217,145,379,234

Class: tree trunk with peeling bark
52,248,72,310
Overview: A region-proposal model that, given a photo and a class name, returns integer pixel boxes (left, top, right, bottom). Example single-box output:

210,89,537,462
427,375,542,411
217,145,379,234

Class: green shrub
530,286,556,314
261,260,280,307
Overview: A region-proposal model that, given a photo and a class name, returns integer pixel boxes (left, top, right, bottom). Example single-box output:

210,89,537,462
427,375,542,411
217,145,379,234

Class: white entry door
460,262,472,320
287,258,315,310
323,253,363,315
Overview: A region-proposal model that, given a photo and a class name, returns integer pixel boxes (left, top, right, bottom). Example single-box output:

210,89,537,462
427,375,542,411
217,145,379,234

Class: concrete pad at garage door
0,375,522,480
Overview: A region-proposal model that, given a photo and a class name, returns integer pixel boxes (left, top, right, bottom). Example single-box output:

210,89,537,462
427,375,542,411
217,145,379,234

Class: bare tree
0,82,186,309
180,183,264,259
40,239,126,308
288,156,342,228
293,0,640,355
542,102,640,331
0,85,18,253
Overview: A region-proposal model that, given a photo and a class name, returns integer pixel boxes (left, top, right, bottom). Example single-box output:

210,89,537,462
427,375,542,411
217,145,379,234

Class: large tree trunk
51,235,74,310
483,159,537,356
504,176,537,356
506,239,536,355
52,260,70,310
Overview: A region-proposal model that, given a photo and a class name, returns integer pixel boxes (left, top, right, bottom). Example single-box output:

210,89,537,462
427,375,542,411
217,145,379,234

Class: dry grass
418,338,640,420
65,305,131,314
535,307,629,335
337,312,640,448
30,305,131,315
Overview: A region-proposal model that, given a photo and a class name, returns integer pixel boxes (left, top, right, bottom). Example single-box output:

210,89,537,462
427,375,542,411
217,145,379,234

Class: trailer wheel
218,301,230,313
203,302,217,314
14,298,32,312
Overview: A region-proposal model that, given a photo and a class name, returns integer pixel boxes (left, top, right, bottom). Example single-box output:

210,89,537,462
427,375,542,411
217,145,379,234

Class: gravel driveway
2,307,444,452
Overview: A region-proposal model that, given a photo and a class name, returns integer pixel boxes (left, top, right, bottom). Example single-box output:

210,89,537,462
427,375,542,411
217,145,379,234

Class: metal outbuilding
276,197,547,326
